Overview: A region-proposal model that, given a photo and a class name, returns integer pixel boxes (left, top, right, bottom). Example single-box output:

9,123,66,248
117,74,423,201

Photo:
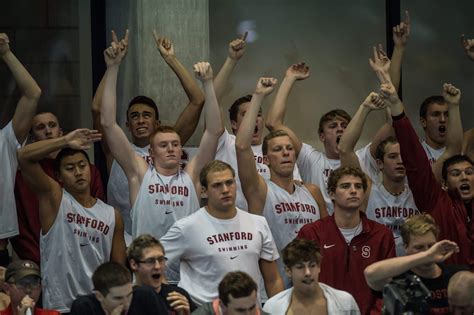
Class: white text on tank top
263,181,320,250
421,140,445,165
366,183,420,255
107,143,151,235
131,167,200,239
40,190,114,312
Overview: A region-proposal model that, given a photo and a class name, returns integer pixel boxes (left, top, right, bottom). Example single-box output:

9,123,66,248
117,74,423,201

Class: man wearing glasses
127,234,195,314
1,260,58,315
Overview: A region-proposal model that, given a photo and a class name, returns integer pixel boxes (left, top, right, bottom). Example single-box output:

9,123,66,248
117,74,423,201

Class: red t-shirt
0,304,59,315
11,158,104,265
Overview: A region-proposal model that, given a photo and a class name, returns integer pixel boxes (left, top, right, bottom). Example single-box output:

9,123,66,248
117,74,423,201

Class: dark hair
218,271,257,306
200,160,235,188
419,95,445,119
327,166,368,194
262,130,290,155
228,95,252,123
127,234,165,262
54,148,90,173
282,239,322,268
127,95,159,120
442,155,473,181
92,262,131,296
375,136,399,161
318,109,351,134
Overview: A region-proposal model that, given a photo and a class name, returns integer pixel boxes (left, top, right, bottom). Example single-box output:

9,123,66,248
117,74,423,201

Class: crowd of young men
1,11,474,314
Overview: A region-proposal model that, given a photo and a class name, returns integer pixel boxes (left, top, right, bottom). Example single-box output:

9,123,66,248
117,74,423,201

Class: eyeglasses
137,256,168,266
9,277,41,290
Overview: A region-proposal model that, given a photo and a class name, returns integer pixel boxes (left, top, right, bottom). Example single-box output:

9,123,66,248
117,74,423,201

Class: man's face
150,132,182,170
444,161,474,202
58,152,91,193
330,175,365,211
319,117,348,157
31,113,62,141
221,290,258,315
3,275,42,308
420,102,448,147
204,169,236,212
264,136,295,177
377,142,406,182
405,232,437,271
126,103,159,143
96,283,133,315
130,246,166,292
231,102,264,145
286,260,320,294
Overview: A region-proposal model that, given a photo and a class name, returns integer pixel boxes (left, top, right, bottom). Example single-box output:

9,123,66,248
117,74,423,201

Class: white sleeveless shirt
421,140,445,165
107,143,152,242
40,190,115,312
131,167,200,239
366,182,420,256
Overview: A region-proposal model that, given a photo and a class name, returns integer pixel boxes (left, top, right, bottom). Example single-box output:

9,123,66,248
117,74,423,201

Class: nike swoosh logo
323,244,335,249
165,211,173,214
230,256,238,260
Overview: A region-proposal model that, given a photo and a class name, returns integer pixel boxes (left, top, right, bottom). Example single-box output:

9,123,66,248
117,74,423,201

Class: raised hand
369,44,390,74
153,30,175,60
362,92,386,110
193,61,213,82
167,291,191,315
379,82,399,105
393,11,410,47
228,31,247,60
65,129,102,150
426,240,459,263
461,34,474,61
255,77,277,96
104,30,129,67
285,62,310,81
0,33,10,55
442,83,461,105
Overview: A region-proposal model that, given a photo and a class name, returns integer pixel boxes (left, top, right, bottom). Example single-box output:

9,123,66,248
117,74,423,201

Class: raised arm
364,239,459,291
338,92,386,168
1,33,41,143
389,10,410,92
100,30,148,193
213,32,247,101
266,63,309,155
17,129,101,232
461,34,474,61
152,32,205,145
463,128,474,162
185,62,224,187
235,78,277,214
432,84,463,182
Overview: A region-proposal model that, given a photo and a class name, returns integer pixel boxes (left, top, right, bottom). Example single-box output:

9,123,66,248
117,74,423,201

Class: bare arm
1,33,41,144
100,31,148,203
266,63,309,156
185,62,224,188
110,208,126,265
432,84,463,182
463,128,474,161
461,35,474,61
389,11,410,92
305,183,328,218
259,259,284,298
364,239,459,291
235,78,277,214
18,129,101,233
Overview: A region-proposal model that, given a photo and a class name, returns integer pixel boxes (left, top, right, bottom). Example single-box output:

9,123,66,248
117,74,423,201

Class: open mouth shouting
438,125,446,136
459,183,471,194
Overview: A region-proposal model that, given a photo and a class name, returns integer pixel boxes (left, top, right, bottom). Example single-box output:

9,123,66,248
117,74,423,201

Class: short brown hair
327,166,368,194
200,160,235,188
318,109,351,134
282,239,322,268
400,213,440,246
262,130,291,155
149,125,179,144
218,271,257,306
127,234,165,262
375,136,399,161
92,262,131,296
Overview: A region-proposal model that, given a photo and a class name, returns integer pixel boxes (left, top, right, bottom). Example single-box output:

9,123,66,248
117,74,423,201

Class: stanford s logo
362,245,371,258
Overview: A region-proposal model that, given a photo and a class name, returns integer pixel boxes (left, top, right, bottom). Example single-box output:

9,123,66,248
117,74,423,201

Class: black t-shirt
70,284,196,315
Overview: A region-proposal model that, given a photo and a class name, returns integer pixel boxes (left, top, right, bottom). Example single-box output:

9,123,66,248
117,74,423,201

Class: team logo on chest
361,245,371,258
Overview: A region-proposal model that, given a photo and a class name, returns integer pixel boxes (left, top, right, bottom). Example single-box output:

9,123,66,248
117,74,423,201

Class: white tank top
421,140,445,165
40,190,115,312
366,182,420,256
131,167,200,239
107,144,151,239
